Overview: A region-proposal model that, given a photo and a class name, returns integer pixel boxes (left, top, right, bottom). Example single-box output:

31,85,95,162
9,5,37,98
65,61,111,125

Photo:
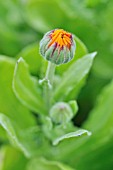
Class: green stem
44,62,56,109
45,62,56,85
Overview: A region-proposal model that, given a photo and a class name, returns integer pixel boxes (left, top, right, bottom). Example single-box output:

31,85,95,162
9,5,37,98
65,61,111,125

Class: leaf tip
91,51,97,59
16,57,24,65
86,130,92,136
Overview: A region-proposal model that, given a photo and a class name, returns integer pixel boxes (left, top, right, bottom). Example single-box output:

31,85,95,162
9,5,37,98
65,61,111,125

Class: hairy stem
44,62,56,109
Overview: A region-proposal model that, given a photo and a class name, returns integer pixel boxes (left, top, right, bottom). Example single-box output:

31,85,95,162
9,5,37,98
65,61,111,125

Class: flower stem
45,62,56,85
44,62,56,109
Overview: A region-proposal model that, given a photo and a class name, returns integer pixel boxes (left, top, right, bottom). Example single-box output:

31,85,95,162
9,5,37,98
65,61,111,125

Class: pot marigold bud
39,29,76,65
49,102,74,125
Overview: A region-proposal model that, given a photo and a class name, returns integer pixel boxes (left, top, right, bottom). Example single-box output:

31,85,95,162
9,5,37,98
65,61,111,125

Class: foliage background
0,0,113,170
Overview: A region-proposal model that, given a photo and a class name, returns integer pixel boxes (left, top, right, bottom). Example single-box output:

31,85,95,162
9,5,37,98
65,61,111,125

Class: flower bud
49,102,74,125
39,29,76,65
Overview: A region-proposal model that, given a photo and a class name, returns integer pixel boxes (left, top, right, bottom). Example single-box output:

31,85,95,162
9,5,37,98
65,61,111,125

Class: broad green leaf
84,80,113,132
74,138,113,170
64,76,86,101
0,55,46,158
0,146,27,170
93,57,113,79
53,129,91,146
0,113,32,157
0,147,4,170
0,126,7,142
27,157,75,170
74,35,88,60
55,36,88,100
0,55,35,128
0,113,50,158
54,52,97,101
13,57,47,115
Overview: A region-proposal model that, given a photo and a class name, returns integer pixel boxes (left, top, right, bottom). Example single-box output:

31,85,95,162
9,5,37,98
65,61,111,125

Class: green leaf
54,52,97,101
0,113,31,157
0,55,35,128
53,80,113,170
84,80,113,132
0,146,27,170
53,129,91,146
74,35,88,59
27,157,75,170
55,35,88,101
0,113,49,158
0,55,48,158
0,126,7,142
13,57,47,115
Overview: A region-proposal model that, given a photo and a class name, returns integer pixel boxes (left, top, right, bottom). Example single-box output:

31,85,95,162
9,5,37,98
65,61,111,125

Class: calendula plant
1,0,113,169
0,29,97,170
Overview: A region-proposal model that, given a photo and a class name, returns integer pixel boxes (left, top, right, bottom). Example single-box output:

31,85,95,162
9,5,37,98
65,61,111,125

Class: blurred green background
0,0,113,170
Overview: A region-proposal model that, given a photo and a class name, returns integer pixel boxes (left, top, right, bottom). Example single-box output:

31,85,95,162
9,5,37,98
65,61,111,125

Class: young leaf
54,52,97,101
13,57,47,115
53,129,91,146
68,100,78,114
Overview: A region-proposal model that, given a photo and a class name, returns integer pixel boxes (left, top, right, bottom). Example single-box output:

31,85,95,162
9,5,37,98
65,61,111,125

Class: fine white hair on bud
49,102,74,125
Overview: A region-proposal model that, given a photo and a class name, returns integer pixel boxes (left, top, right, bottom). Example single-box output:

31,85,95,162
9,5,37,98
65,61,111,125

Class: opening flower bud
39,29,76,65
49,102,74,125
